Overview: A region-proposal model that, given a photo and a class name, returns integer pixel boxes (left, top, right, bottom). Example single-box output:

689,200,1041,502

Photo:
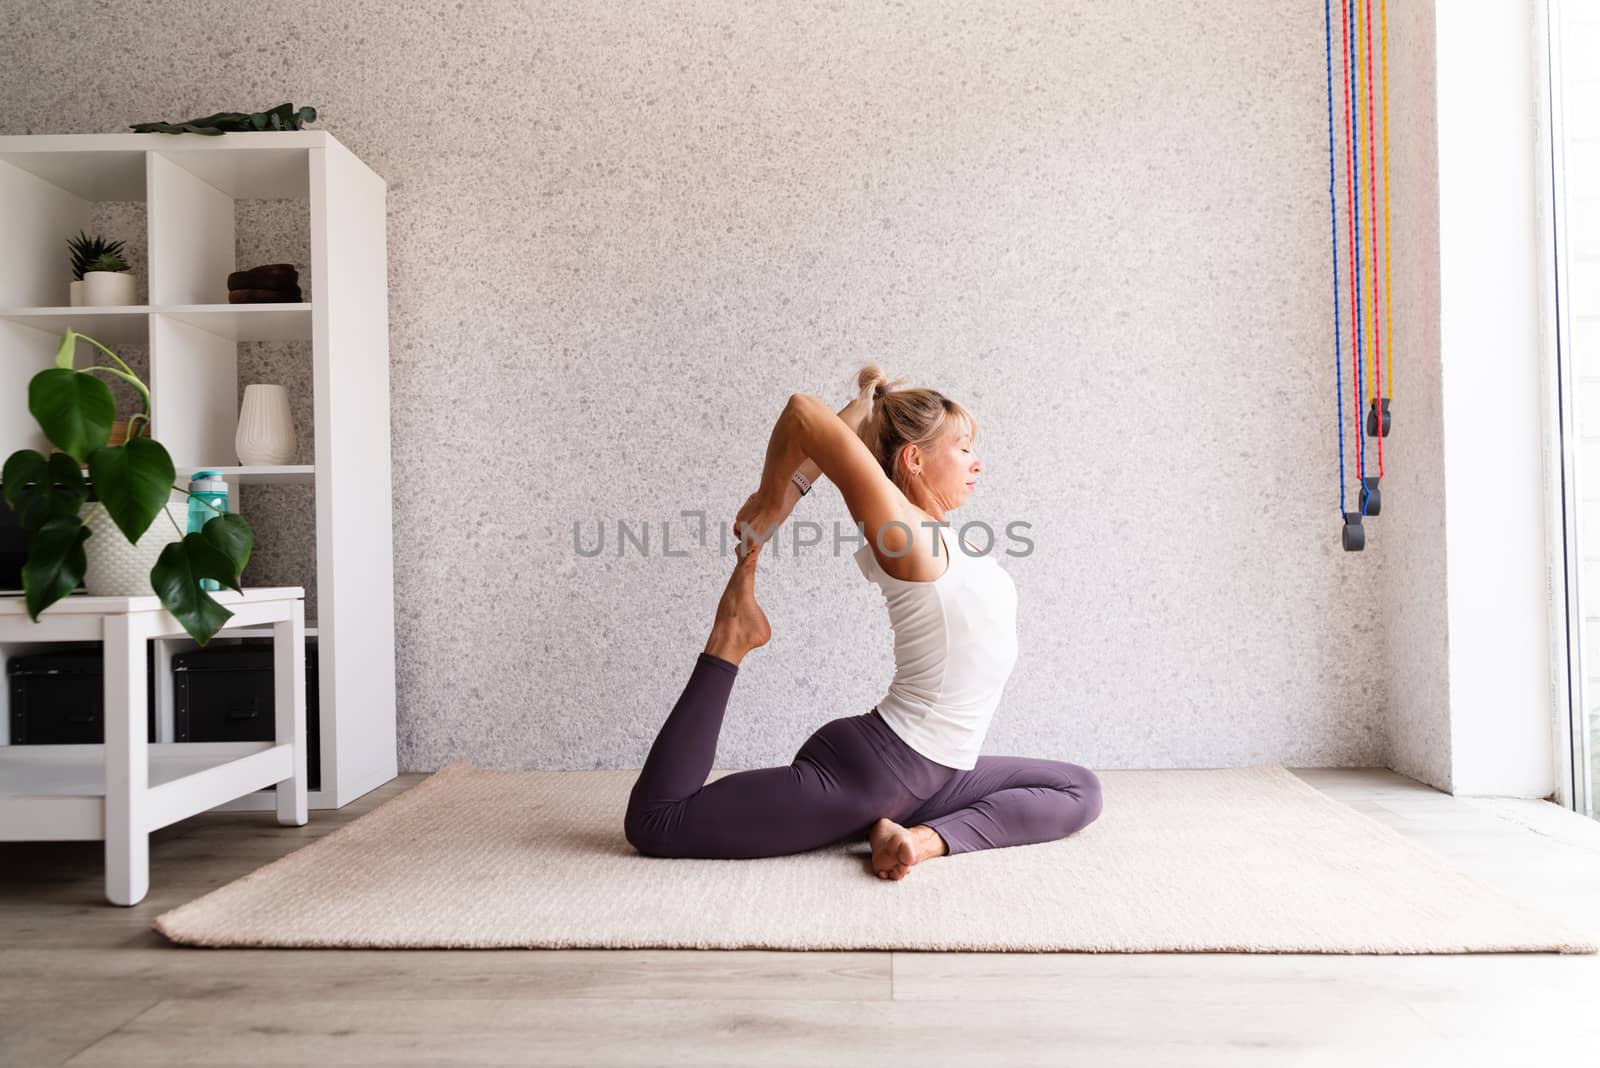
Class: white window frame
1540,0,1592,817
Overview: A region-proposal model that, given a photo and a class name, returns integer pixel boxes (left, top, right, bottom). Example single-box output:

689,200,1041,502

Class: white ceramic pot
235,384,297,465
69,279,86,306
82,501,188,596
83,270,137,307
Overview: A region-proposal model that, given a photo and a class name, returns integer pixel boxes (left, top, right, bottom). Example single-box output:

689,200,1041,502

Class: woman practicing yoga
623,365,1103,880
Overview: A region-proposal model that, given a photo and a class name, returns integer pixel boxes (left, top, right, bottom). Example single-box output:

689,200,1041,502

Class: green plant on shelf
66,231,127,282
0,330,255,645
83,251,130,274
128,102,318,136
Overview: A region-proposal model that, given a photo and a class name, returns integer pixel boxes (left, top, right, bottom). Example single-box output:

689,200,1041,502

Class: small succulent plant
66,232,127,281
84,252,130,274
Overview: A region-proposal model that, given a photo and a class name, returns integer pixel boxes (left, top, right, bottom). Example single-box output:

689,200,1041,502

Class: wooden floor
4,768,1600,1067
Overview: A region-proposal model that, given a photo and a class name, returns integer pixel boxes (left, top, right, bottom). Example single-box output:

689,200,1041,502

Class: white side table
0,586,307,905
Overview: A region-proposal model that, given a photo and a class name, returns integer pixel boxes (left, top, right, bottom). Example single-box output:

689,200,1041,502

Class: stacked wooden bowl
228,263,302,303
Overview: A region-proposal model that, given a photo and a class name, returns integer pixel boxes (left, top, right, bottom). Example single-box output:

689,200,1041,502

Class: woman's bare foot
703,546,772,667
869,817,948,880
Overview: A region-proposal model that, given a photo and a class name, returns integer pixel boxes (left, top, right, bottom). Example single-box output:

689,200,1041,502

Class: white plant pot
82,270,137,307
69,279,86,306
82,501,188,596
235,383,297,465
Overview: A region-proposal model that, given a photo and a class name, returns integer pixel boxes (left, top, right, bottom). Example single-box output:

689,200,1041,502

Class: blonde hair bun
850,362,979,488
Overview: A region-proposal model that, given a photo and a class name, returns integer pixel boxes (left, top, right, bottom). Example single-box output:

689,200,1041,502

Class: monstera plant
1,330,254,644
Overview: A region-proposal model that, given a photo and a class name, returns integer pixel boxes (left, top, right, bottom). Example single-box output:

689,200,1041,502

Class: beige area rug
153,762,1598,953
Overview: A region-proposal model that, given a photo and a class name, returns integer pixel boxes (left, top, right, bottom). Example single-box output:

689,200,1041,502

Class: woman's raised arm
744,394,914,556
788,395,869,498
735,396,868,539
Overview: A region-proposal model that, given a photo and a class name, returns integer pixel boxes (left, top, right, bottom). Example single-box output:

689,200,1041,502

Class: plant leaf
0,449,46,513
86,437,176,544
185,530,243,593
199,512,253,582
22,515,90,621
28,367,113,465
2,450,88,533
85,251,130,273
54,331,76,369
129,121,224,135
186,111,251,127
151,540,235,645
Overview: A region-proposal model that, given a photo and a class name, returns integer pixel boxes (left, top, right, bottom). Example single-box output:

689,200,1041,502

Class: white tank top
854,525,1020,769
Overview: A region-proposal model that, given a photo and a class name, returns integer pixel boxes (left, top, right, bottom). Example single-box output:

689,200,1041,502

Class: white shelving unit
0,131,396,811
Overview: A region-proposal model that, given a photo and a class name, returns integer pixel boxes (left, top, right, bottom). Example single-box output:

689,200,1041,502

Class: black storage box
8,645,157,744
173,640,320,791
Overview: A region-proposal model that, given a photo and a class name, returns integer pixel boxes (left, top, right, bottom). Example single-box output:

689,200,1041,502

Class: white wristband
790,470,813,496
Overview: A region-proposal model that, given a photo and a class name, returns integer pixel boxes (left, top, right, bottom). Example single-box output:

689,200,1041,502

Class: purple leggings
624,652,1104,859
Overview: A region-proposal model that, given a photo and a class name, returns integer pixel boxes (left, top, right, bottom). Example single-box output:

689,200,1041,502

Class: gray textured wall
2,0,1440,775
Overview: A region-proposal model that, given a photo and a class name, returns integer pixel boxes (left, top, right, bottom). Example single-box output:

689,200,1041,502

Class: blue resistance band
1323,0,1346,517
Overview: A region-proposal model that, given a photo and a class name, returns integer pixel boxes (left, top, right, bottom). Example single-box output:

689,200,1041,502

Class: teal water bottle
186,470,230,592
